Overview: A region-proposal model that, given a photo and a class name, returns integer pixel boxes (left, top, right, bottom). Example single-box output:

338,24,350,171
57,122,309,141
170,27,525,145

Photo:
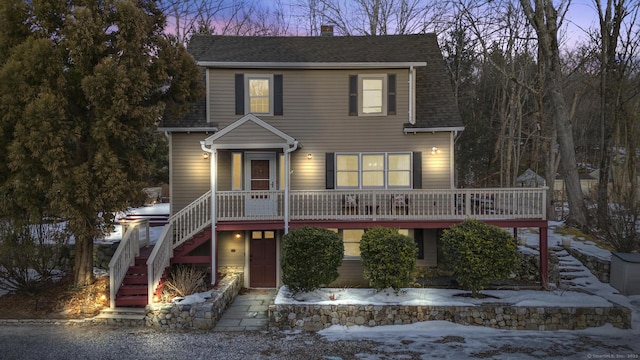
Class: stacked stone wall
566,248,611,283
144,273,243,330
269,303,631,331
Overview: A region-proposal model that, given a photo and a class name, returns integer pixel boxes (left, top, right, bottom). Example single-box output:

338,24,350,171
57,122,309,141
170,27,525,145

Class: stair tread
100,307,147,315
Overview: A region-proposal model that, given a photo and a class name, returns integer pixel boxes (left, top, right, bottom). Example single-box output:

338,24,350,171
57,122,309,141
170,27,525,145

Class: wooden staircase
113,228,212,308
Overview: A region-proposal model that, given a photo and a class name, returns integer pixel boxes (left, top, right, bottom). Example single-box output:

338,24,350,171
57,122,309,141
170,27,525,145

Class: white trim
411,67,416,124
358,74,387,116
205,68,210,122
335,152,412,189
450,132,455,189
197,61,426,69
403,126,465,134
204,114,296,147
245,74,274,116
157,127,218,133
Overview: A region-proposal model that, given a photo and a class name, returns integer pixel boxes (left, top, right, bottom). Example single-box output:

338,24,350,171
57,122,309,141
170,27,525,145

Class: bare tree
591,0,638,225
518,0,588,228
295,0,450,36
159,0,291,42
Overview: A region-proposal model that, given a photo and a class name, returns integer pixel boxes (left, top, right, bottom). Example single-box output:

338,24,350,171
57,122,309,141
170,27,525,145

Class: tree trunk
520,0,587,228
73,234,94,287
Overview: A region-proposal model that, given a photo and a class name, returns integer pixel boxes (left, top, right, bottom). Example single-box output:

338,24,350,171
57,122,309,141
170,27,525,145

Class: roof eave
403,126,465,134
197,61,427,69
157,126,219,133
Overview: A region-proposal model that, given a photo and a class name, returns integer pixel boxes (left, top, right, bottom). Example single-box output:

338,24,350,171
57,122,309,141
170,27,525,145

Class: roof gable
204,114,297,149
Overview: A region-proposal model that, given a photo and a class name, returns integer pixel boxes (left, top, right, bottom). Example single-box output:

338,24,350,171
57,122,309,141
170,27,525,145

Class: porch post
211,149,218,285
283,141,298,234
540,225,549,289
284,149,290,234
202,139,218,286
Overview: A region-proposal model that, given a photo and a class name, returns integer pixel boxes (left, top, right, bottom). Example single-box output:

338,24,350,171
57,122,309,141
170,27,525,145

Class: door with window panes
244,153,277,217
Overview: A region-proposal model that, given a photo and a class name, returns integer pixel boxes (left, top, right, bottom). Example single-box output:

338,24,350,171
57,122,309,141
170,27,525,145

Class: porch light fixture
430,146,440,155
307,153,312,160
203,152,210,160
234,232,242,240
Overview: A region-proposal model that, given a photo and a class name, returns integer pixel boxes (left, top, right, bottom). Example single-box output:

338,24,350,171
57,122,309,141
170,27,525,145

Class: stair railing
171,190,212,249
146,190,212,305
108,219,149,309
146,223,174,304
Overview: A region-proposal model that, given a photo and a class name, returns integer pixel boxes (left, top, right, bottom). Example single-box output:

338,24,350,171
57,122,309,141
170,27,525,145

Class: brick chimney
320,25,334,37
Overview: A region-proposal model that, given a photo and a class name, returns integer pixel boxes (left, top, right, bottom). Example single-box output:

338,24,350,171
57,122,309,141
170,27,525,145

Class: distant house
109,30,550,307
516,169,546,188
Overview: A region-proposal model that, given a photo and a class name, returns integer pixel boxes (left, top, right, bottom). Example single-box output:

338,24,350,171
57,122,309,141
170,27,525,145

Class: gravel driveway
0,323,638,359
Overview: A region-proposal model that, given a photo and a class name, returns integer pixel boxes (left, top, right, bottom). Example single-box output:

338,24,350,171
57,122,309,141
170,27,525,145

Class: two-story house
110,31,549,307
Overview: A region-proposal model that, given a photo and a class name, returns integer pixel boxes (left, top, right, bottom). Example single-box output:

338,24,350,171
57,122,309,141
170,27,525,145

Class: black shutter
413,151,422,189
348,75,357,116
235,74,244,115
388,74,396,115
326,152,335,189
274,74,283,115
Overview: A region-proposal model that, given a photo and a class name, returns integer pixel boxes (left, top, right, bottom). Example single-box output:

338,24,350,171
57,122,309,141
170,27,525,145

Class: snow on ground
99,203,169,245
271,223,640,358
276,287,613,308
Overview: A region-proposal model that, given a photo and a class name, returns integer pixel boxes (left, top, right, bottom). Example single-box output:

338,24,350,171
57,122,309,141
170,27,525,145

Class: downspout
200,141,217,285
409,66,415,125
283,140,299,234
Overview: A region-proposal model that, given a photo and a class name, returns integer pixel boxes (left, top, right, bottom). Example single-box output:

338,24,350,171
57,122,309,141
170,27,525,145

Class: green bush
281,226,343,293
441,219,520,297
360,227,417,292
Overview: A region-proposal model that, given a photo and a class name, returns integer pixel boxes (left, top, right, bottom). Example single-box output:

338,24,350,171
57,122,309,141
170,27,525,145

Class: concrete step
96,307,146,320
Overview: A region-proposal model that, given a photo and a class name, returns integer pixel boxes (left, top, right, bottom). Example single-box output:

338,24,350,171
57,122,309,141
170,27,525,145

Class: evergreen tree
0,0,202,287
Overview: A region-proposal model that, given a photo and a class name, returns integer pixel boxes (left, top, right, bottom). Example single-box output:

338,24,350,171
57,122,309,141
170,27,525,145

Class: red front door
249,230,276,287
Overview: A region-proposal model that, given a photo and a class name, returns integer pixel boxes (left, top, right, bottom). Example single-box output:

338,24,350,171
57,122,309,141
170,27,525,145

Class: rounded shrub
360,227,417,292
281,226,344,293
441,219,520,297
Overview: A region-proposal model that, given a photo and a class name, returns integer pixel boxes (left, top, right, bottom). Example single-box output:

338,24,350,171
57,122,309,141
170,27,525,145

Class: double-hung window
335,152,411,189
349,74,395,116
246,74,273,115
236,73,283,116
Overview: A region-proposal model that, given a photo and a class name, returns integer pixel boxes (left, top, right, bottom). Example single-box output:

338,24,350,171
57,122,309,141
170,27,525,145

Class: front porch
110,186,549,308
214,187,547,222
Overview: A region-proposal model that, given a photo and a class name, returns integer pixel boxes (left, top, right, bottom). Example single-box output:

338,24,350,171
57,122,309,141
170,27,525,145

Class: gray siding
329,260,368,287
207,68,453,192
170,133,211,214
218,232,245,266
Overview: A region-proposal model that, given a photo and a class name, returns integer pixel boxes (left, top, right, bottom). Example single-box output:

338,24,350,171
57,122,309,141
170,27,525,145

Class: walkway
213,288,277,331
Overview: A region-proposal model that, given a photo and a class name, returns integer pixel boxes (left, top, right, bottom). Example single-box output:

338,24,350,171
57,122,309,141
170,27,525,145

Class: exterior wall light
307,153,313,160
431,146,440,155
203,152,210,160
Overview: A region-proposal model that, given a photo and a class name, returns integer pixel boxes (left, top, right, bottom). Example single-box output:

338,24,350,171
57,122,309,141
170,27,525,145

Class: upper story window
246,75,273,115
235,73,283,116
335,152,411,189
349,74,396,117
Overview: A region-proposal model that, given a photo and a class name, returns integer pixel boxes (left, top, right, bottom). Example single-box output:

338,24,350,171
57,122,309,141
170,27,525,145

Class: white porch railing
108,219,149,309
139,187,545,307
146,190,212,306
146,223,174,304
172,190,212,248
217,188,547,221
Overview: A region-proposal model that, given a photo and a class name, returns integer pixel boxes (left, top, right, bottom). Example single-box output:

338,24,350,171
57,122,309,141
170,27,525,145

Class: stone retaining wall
269,303,631,331
518,250,560,285
145,273,243,330
567,247,611,283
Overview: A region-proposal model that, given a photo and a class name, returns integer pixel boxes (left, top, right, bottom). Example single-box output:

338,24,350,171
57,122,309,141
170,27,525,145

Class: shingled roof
164,34,462,129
